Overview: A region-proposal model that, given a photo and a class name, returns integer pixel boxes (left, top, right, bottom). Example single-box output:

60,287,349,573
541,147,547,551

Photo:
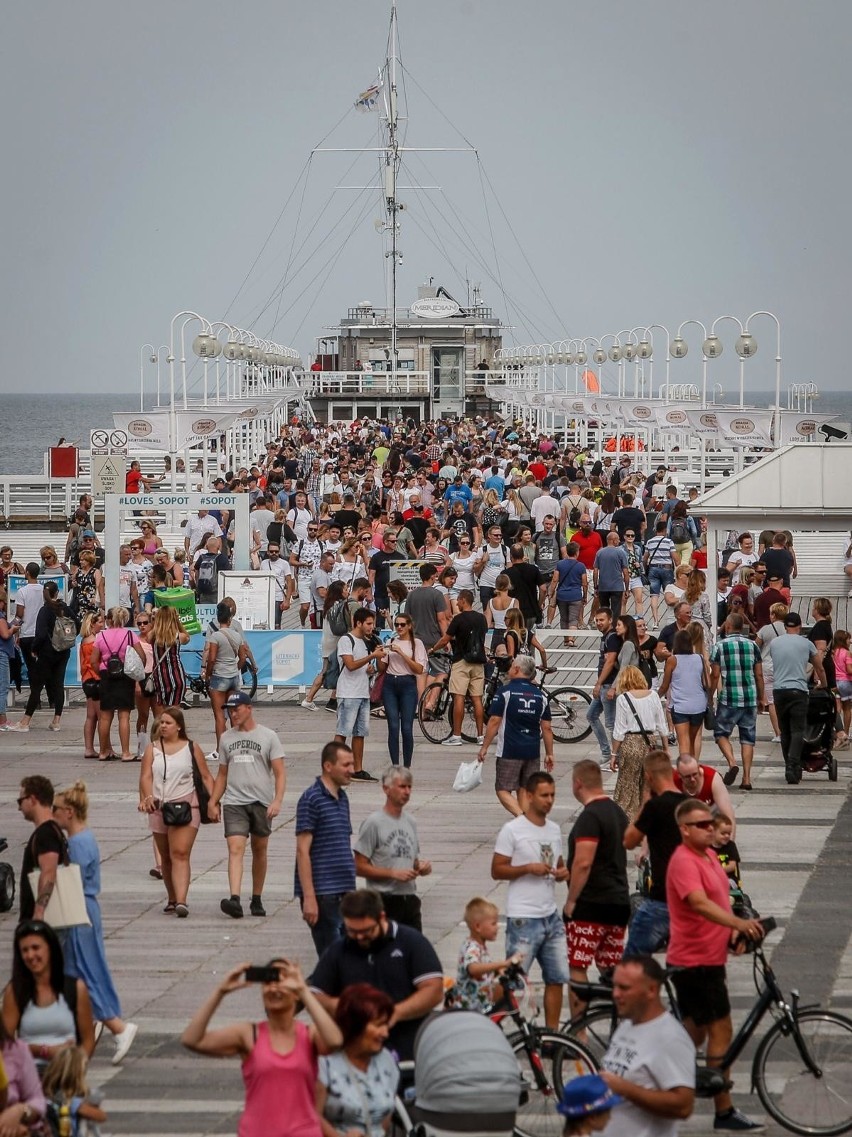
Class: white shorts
298,578,313,604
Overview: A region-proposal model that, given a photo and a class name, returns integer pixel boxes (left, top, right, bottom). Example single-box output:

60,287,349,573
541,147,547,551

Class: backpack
670,517,690,544
104,632,131,679
463,623,486,664
196,553,218,595
51,611,78,653
327,599,350,638
568,507,582,528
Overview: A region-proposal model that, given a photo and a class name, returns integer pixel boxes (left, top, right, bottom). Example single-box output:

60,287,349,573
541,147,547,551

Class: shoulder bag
700,664,716,731
188,738,214,825
623,693,657,749
27,822,90,929
159,743,192,827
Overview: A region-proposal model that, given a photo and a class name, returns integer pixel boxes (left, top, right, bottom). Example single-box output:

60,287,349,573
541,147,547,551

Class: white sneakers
112,1021,138,1065
300,699,317,711
441,736,463,746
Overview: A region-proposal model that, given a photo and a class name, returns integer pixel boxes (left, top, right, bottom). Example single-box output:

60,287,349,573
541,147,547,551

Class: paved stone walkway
0,691,848,1136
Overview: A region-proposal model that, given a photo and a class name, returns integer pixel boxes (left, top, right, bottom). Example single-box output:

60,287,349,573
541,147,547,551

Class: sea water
2,390,851,475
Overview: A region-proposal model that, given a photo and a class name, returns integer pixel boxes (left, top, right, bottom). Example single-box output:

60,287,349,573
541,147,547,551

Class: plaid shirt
710,634,761,707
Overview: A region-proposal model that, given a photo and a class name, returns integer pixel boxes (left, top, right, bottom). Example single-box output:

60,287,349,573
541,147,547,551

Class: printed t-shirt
218,725,285,806
493,815,562,918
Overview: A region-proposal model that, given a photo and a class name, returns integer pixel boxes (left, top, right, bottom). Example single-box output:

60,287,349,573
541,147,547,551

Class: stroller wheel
828,756,838,782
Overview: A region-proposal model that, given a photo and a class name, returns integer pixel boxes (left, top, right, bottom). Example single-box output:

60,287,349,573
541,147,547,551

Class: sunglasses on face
394,622,409,629
685,819,714,831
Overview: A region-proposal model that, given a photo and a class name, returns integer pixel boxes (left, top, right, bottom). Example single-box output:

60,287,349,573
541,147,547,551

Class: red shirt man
573,522,603,571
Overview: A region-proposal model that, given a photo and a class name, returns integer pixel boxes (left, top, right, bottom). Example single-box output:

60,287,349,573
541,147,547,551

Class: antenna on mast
384,0,402,395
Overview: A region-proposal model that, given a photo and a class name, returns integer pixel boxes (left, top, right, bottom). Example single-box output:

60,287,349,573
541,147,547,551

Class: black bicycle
417,656,592,746
562,917,852,1136
182,650,258,701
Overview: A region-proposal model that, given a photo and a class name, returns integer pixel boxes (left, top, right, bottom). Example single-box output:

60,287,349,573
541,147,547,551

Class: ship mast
383,0,402,405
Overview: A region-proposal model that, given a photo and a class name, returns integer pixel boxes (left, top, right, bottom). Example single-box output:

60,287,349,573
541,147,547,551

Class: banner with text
112,410,242,452
709,409,774,447
777,413,845,446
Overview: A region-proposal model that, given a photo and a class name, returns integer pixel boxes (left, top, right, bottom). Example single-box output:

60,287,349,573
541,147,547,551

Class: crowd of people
0,415,848,1135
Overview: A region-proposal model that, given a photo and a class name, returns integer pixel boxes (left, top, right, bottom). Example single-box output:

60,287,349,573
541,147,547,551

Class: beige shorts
448,659,485,697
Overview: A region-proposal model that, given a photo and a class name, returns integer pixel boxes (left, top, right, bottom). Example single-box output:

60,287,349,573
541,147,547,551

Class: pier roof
695,443,852,531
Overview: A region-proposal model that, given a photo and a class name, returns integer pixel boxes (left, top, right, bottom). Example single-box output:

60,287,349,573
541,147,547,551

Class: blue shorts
671,709,705,726
647,567,673,596
624,898,670,958
505,910,570,987
208,673,241,693
336,697,370,739
714,702,757,746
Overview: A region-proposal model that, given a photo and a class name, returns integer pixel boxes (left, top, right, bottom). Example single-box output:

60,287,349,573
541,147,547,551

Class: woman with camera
181,959,342,1137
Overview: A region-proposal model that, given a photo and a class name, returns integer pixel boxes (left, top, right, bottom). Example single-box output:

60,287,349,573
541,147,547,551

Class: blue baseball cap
557,1075,623,1119
225,691,252,709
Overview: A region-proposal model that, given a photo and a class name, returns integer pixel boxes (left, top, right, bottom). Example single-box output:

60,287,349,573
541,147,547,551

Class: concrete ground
0,688,849,1136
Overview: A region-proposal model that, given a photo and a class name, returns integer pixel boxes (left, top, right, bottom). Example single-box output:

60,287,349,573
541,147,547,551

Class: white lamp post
707,314,747,408
742,311,782,445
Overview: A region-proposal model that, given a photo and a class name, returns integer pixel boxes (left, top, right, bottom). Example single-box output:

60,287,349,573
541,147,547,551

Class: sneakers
175,903,189,918
112,1021,138,1065
713,1108,764,1131
300,699,317,710
441,736,463,746
220,896,244,919
351,769,378,781
667,732,676,746
325,698,338,713
250,896,266,917
476,735,485,745
205,751,218,764
6,723,29,732
770,735,781,744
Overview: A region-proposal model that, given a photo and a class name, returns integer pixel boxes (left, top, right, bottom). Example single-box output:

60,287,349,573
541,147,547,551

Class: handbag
370,669,386,705
188,738,214,825
623,694,656,748
142,644,165,698
159,743,193,827
122,638,146,682
704,700,716,732
28,823,90,929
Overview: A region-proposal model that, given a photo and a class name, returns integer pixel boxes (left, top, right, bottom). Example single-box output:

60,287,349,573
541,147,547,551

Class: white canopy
696,443,852,532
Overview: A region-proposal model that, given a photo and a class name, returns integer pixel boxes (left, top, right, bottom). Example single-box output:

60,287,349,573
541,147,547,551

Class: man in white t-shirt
184,510,222,559
491,771,569,1028
529,487,561,532
724,533,758,586
599,955,695,1137
335,607,386,782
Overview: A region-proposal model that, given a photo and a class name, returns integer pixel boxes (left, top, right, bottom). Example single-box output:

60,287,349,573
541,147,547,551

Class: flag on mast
354,81,383,112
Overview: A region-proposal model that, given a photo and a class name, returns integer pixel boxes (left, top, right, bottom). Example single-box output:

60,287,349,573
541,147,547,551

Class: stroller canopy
413,1011,521,1124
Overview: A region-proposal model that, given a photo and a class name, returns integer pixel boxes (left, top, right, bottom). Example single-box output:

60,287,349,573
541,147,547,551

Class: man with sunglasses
18,775,64,921
666,798,765,1132
289,522,324,628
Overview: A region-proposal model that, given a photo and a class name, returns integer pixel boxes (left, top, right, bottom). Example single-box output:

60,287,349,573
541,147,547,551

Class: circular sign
110,429,128,447
795,419,817,435
191,418,218,435
665,410,688,426
91,429,109,448
699,413,719,428
730,417,756,434
409,297,462,320
630,405,652,420
238,407,259,421
127,419,153,437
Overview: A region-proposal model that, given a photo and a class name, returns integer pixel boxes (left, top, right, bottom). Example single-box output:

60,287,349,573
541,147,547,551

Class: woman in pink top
181,959,342,1137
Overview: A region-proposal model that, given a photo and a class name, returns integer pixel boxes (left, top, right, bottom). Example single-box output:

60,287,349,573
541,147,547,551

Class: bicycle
417,656,592,746
462,961,598,1137
560,917,852,1136
181,649,258,701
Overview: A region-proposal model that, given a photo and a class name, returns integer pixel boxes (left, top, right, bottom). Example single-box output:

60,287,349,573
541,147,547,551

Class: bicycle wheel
241,665,258,700
509,1029,598,1137
754,1009,852,1136
546,687,592,744
564,1003,620,1062
418,682,453,743
460,696,479,743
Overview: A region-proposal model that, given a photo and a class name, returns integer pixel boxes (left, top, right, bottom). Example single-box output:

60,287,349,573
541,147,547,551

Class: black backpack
0,862,15,912
463,624,486,664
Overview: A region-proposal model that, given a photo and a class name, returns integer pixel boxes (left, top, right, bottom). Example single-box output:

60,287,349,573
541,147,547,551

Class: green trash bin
153,587,202,635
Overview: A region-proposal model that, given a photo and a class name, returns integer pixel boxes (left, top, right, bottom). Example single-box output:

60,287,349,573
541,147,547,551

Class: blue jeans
383,673,418,767
302,893,345,957
505,910,570,986
586,683,615,758
647,566,674,596
624,899,670,957
0,653,8,717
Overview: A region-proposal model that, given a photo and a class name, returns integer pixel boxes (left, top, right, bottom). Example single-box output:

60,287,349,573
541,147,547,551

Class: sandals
149,868,163,880
163,902,176,915
83,753,98,761
99,754,119,762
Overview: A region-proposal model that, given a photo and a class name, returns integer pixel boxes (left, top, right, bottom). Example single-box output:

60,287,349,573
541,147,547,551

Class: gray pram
394,1010,521,1137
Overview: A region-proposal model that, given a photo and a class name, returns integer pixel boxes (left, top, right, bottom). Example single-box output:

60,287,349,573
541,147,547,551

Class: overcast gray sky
2,0,849,399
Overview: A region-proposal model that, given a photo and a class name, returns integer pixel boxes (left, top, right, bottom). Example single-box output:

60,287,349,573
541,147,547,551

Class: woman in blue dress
53,781,138,1065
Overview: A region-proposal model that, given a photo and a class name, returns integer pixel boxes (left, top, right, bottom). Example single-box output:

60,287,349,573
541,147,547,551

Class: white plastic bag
453,760,483,793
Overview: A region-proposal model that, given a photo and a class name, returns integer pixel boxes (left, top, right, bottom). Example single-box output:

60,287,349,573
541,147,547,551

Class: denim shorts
624,898,670,958
714,702,757,745
336,697,370,739
505,910,570,987
208,673,241,693
647,567,673,596
838,680,852,703
671,709,705,726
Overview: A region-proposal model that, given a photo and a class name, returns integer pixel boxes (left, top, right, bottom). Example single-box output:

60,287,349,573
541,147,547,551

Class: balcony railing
306,371,511,399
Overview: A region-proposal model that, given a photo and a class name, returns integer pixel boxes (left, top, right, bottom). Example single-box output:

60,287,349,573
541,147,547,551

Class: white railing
306,370,508,399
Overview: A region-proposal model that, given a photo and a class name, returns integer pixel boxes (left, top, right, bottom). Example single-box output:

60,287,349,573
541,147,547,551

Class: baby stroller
800,687,838,781
393,1011,521,1137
